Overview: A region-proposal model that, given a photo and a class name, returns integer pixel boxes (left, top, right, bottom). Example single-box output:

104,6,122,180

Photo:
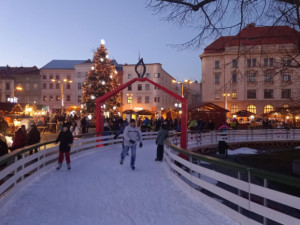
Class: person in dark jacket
0,136,8,157
155,122,169,161
27,124,41,155
10,128,27,151
81,117,87,134
55,123,74,170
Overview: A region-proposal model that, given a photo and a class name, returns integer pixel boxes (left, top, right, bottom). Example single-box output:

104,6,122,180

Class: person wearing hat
55,123,74,170
120,119,143,170
155,122,169,161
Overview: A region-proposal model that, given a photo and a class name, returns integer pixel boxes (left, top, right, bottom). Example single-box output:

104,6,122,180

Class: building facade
40,60,88,112
201,25,300,116
74,61,93,108
0,66,40,104
122,63,177,113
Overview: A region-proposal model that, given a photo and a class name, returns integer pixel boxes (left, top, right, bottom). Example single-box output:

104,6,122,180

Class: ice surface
0,140,237,225
228,147,257,155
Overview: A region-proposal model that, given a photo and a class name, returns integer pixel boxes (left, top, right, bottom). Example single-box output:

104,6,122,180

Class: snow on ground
0,140,237,225
228,147,257,155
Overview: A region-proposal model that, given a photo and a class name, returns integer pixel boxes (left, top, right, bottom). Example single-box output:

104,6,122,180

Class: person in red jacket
10,128,27,151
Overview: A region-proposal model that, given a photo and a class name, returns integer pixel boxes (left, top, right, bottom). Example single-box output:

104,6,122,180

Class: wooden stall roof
189,103,229,112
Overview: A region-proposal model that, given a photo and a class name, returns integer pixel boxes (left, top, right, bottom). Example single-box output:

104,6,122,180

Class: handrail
165,139,300,189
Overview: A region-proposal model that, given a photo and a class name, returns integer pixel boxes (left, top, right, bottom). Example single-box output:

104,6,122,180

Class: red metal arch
96,78,187,149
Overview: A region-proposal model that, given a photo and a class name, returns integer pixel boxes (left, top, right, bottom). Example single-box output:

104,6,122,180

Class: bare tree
148,0,300,49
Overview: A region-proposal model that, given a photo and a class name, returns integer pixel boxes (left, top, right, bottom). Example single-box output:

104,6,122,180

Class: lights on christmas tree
106,55,109,59
91,66,95,70
101,39,105,45
113,106,117,110
91,95,96,100
101,81,106,85
114,70,118,74
109,75,113,79
100,58,104,62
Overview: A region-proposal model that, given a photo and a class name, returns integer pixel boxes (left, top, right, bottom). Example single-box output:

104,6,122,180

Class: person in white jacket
120,119,143,170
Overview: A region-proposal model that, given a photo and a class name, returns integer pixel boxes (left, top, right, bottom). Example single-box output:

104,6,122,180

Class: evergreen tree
82,40,120,118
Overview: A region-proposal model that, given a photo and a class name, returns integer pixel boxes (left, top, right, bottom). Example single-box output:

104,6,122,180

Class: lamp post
8,86,23,103
172,79,193,98
13,86,23,98
126,93,133,109
51,78,73,112
223,93,230,110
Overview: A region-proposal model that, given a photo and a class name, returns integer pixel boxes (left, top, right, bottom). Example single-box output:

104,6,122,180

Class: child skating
55,123,74,170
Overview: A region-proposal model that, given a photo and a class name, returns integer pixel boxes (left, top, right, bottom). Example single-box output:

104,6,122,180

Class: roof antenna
138,50,141,61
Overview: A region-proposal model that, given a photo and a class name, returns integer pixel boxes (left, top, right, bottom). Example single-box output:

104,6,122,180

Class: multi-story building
0,66,41,104
40,60,89,112
122,63,177,113
201,25,300,116
74,60,93,107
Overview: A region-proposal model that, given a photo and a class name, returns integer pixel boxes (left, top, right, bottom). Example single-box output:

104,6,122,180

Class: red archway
96,77,188,149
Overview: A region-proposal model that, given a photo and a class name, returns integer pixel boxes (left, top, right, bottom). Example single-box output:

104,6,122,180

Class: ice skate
56,163,62,170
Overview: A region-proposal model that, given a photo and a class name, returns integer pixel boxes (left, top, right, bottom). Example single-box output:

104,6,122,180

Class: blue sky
0,0,205,81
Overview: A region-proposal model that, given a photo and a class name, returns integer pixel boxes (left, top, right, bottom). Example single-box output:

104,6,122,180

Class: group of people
118,118,169,170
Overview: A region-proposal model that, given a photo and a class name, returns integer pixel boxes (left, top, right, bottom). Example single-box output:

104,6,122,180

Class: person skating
55,123,74,170
120,119,143,170
155,122,169,161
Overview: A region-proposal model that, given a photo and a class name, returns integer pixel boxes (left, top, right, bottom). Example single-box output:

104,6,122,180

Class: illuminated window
232,91,237,99
127,96,132,104
247,105,256,114
231,105,238,114
264,105,274,114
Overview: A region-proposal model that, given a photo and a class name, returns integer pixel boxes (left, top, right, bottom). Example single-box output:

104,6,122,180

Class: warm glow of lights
223,93,230,97
250,115,255,119
14,120,21,127
91,66,95,70
179,111,182,114
51,79,56,82
16,86,23,91
63,79,67,82
296,116,299,120
101,81,106,85
113,106,117,110
91,95,96,100
106,55,109,59
100,58,104,62
286,116,290,119
88,115,92,120
174,103,178,107
134,107,143,110
25,107,32,112
161,108,164,110
233,115,237,118
101,39,105,45
110,75,113,79
172,80,177,83
184,80,189,83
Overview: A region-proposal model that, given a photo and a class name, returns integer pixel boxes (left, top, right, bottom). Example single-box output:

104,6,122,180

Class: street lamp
51,78,73,111
126,93,133,109
223,93,230,110
172,79,193,98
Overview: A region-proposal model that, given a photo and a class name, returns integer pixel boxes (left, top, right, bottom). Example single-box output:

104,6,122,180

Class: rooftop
41,60,90,70
0,66,39,77
203,25,300,54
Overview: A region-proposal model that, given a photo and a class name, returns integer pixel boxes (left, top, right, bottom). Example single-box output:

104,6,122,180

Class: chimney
246,23,256,28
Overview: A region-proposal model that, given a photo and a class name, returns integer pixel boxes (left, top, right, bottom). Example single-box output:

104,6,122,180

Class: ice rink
0,140,237,225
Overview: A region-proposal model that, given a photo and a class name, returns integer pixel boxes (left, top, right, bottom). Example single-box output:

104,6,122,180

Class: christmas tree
82,39,121,118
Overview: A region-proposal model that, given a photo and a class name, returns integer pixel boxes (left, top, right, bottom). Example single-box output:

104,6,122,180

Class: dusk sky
0,0,206,82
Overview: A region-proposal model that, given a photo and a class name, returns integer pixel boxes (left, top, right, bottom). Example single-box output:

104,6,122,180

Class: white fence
164,140,300,225
171,129,300,148
0,132,158,207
